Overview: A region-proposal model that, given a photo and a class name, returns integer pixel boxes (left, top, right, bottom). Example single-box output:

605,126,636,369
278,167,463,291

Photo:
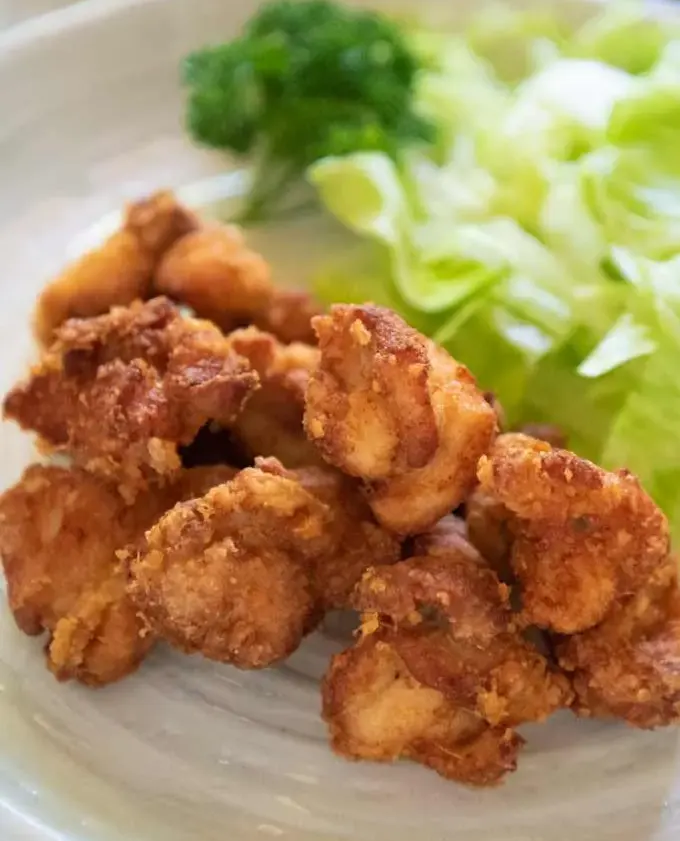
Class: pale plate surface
1,1,680,839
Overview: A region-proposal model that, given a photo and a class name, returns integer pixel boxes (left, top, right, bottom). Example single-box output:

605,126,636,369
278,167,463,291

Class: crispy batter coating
477,434,670,634
355,550,511,645
558,557,680,728
353,554,570,726
465,488,515,583
230,328,324,467
0,463,229,686
322,523,569,784
384,627,571,728
322,634,523,786
305,305,496,535
254,289,323,345
34,192,197,344
154,226,273,331
257,457,402,610
128,466,331,668
4,298,257,499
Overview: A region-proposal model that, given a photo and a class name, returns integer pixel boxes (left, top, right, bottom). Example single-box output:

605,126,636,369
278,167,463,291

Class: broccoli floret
183,0,435,222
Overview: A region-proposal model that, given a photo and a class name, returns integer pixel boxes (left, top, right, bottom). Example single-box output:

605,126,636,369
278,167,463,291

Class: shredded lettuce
307,2,680,534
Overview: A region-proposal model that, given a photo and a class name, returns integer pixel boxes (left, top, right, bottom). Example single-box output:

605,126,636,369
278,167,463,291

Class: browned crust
477,433,670,633
5,298,257,498
558,558,680,728
34,191,197,345
128,467,331,667
154,226,273,331
321,634,524,786
305,305,496,535
306,305,439,475
353,555,511,643
0,462,240,686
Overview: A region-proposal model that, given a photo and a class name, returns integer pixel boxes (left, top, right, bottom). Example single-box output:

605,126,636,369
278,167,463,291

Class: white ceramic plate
2,1,680,839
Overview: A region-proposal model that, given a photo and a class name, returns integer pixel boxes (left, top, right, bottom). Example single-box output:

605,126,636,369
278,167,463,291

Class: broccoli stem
235,157,302,224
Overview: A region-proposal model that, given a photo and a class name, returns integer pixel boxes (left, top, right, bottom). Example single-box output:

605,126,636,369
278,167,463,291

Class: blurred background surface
1,0,76,28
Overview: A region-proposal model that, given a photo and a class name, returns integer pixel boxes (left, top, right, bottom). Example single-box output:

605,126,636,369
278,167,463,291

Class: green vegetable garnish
182,1,680,536
307,3,680,536
183,0,435,222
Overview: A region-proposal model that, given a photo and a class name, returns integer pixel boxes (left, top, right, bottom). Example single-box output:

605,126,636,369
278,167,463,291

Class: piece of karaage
352,556,570,727
154,225,274,331
128,465,332,668
322,632,523,786
477,433,670,634
4,298,257,499
229,328,324,467
254,288,323,346
0,462,234,686
322,523,570,785
34,192,197,344
304,305,497,535
558,556,680,728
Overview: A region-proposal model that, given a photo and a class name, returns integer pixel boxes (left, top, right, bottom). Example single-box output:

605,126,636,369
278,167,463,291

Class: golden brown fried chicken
128,466,332,668
34,192,198,345
0,463,233,686
322,524,569,785
322,634,522,786
154,225,273,331
256,457,401,610
230,328,324,468
305,305,497,535
477,434,670,634
254,289,323,346
353,555,570,727
558,557,680,728
4,298,257,499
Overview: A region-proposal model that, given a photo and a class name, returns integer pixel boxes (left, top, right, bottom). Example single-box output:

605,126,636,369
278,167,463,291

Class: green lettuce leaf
306,2,680,535
570,0,671,74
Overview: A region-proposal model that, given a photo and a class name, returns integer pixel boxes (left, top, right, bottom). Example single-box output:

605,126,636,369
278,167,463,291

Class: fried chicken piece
34,192,198,344
257,457,401,610
477,434,670,634
128,466,332,668
0,463,232,686
154,225,274,331
558,557,680,728
465,488,515,582
353,555,570,726
229,328,324,468
305,305,496,535
322,633,523,786
4,298,257,499
254,289,323,345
